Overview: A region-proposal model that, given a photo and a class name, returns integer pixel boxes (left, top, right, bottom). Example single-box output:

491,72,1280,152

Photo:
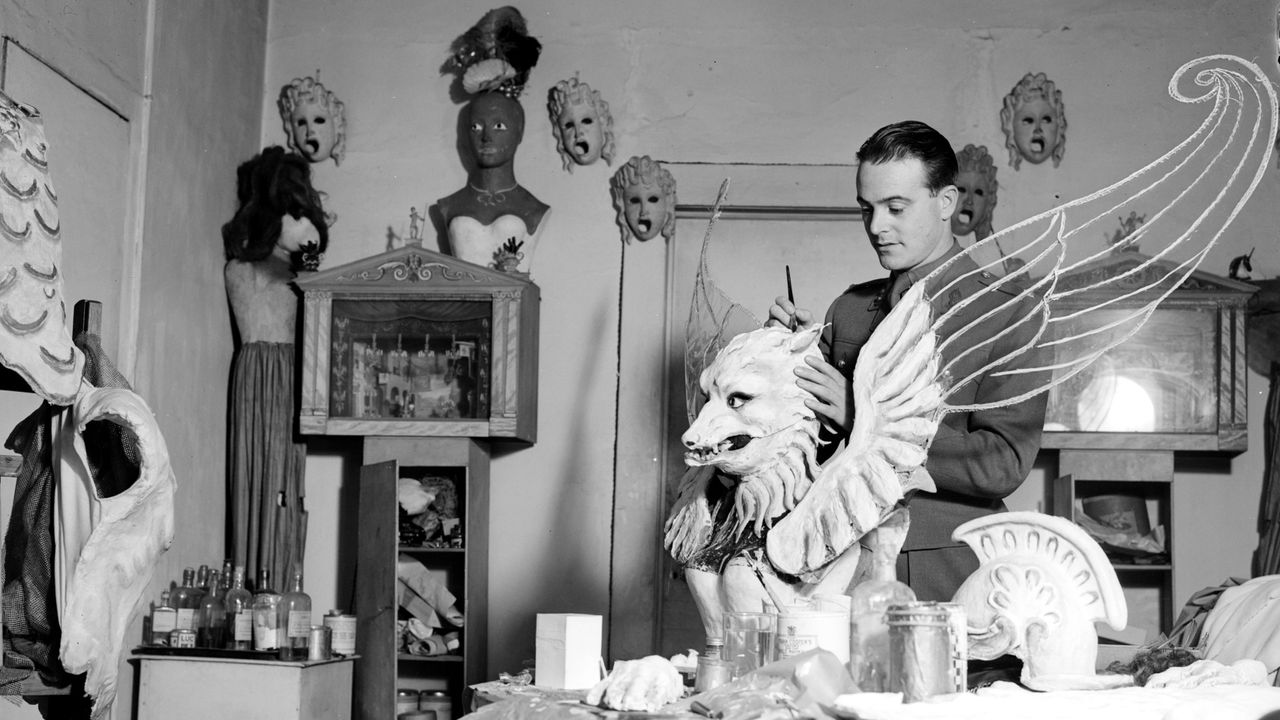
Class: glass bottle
224,566,254,650
277,568,312,660
252,568,282,651
193,564,210,602
221,559,235,594
848,554,916,692
171,567,200,631
150,590,177,646
196,570,226,648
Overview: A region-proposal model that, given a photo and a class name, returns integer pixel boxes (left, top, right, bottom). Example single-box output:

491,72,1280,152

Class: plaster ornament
548,75,615,171
951,512,1127,689
1001,72,1067,169
610,155,677,244
278,73,346,166
952,144,998,240
0,91,84,404
670,55,1276,649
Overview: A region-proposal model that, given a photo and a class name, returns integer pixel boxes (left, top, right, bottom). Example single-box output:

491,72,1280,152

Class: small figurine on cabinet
951,144,998,241
222,146,329,591
548,75,615,172
1000,72,1067,169
278,73,346,166
436,6,548,275
610,155,677,244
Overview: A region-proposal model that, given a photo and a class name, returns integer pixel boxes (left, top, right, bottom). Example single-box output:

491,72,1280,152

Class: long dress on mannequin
225,249,307,590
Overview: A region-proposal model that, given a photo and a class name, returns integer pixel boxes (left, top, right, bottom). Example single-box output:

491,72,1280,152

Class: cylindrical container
887,603,952,702
169,627,197,649
419,690,452,720
775,606,850,664
324,611,357,656
399,713,436,720
934,602,967,693
396,689,421,716
308,625,333,661
694,656,734,693
722,612,776,678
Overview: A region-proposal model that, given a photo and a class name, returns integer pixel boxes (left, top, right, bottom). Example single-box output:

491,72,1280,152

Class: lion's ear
788,324,823,354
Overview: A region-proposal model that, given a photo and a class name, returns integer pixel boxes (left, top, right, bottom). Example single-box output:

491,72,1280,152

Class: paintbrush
786,265,797,331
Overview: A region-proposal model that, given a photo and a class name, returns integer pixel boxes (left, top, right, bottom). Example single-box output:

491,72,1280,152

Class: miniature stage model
278,73,346,166
437,6,547,275
548,75,615,171
1001,72,1067,169
610,155,677,244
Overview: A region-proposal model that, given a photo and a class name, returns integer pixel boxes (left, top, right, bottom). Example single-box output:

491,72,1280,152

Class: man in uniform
769,120,1047,602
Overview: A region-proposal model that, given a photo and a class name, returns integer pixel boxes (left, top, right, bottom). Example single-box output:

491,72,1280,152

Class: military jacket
820,243,1048,551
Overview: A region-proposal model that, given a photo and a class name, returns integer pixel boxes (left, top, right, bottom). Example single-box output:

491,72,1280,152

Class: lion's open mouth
684,434,753,465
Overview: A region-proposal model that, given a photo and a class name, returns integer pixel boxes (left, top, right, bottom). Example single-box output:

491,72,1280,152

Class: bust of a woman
436,92,549,275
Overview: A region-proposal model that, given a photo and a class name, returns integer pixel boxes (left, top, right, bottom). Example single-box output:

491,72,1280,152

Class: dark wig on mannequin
222,146,329,263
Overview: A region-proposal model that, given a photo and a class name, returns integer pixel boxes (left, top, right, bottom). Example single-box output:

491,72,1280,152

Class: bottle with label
196,569,226,648
150,590,177,646
849,551,916,691
252,568,282,651
277,568,312,660
171,567,200,632
224,566,254,650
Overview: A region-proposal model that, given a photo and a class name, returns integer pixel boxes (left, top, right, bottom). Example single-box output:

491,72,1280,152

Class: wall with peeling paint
265,0,1280,675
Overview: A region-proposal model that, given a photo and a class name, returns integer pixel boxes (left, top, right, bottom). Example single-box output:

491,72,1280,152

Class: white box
536,613,603,689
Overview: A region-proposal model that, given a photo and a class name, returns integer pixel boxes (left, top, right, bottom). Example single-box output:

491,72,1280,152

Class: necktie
887,271,912,309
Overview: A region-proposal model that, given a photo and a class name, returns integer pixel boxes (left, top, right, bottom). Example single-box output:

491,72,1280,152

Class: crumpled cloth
1199,574,1280,682
396,553,463,629
1146,659,1268,689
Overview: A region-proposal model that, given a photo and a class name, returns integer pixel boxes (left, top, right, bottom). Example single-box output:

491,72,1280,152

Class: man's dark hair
856,120,958,194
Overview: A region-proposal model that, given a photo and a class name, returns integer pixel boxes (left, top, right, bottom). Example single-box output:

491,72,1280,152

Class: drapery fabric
1253,363,1280,577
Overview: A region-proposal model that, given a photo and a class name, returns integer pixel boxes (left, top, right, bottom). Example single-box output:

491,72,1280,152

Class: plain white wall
262,0,1280,677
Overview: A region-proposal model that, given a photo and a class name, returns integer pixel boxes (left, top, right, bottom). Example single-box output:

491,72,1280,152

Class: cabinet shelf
357,438,490,720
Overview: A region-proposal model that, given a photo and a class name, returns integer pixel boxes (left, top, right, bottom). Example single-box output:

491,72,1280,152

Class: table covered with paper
467,648,1280,720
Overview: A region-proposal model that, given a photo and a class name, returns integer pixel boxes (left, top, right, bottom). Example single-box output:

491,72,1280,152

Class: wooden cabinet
1052,449,1173,639
355,437,489,720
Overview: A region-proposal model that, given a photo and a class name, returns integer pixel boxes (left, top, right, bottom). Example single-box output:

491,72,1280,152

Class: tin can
324,611,357,656
419,690,452,720
886,602,952,702
169,627,197,649
308,625,332,661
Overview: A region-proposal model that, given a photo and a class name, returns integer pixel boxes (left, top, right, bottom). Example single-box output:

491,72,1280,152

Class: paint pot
775,601,850,664
419,690,452,720
887,602,953,702
308,625,333,661
324,610,357,656
396,689,421,716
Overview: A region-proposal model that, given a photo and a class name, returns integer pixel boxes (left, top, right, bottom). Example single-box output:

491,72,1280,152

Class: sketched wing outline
766,54,1277,579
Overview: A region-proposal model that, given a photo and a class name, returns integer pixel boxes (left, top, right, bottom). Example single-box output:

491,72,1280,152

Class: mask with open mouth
1000,72,1067,170
548,75,615,172
951,144,998,240
278,74,346,166
610,155,677,244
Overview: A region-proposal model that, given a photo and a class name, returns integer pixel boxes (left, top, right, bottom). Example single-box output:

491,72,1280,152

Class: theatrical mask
557,100,603,166
952,169,992,237
278,75,346,166
1012,96,1059,165
469,93,523,169
1001,72,1067,169
287,98,338,164
622,179,672,242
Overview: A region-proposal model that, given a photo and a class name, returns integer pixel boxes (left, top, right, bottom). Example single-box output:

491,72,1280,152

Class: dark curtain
1252,362,1280,576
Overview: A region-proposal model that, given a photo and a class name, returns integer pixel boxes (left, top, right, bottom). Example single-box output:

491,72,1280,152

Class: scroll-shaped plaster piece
0,91,83,404
951,511,1127,687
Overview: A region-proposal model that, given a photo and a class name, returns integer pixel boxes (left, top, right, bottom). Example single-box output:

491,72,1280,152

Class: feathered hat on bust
446,6,542,99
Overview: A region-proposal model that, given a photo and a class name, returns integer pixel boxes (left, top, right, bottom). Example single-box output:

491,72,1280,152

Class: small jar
396,689,421,716
419,690,452,720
